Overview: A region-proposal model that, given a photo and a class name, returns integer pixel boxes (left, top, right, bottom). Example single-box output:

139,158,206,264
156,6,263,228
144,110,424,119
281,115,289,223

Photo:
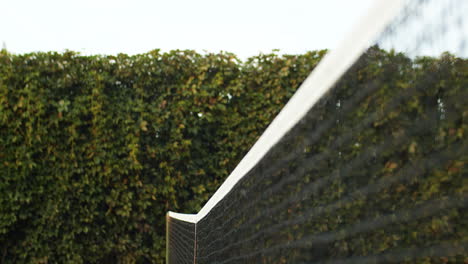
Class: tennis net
167,0,467,263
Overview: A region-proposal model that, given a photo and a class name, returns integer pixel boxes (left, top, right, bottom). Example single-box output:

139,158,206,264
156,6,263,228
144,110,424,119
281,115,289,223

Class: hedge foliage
0,49,324,263
1,48,466,263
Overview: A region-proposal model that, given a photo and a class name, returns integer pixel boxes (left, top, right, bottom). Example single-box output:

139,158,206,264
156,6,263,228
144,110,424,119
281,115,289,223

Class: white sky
0,0,375,59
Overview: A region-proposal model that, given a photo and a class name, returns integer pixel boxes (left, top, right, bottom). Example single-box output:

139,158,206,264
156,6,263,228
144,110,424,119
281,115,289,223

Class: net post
165,212,169,264
193,223,197,264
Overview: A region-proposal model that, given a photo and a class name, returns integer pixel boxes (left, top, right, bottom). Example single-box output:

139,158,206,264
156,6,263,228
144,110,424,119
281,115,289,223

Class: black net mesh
168,0,467,263
167,216,196,264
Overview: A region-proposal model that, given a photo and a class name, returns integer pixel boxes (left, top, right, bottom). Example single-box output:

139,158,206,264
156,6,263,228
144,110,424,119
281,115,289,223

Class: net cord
167,0,405,224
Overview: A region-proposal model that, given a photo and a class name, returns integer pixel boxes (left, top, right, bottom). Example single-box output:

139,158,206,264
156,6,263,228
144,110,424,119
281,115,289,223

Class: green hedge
0,49,324,263
1,48,466,263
